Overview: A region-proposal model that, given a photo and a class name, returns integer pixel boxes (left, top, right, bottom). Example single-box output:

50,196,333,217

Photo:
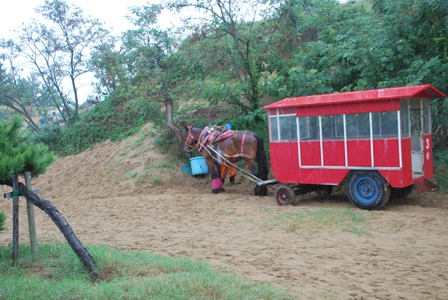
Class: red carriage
262,84,446,210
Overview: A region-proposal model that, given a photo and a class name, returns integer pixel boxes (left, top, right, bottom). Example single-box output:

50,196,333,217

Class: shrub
0,212,6,232
34,94,159,156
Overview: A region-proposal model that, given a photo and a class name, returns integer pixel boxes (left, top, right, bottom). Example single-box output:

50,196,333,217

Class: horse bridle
184,126,198,152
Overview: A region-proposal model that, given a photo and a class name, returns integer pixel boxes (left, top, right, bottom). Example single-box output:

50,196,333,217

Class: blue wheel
347,171,391,210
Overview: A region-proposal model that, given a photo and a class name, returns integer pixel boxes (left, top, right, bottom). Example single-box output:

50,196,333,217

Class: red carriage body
263,84,446,209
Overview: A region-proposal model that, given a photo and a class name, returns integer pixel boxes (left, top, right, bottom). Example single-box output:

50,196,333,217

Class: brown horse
184,126,268,196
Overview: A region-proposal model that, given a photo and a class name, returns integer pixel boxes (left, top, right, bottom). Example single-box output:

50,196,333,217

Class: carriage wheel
315,185,333,199
346,171,391,210
275,185,295,206
390,184,414,199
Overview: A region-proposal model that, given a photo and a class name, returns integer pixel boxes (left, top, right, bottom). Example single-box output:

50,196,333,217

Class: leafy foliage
34,94,157,156
261,0,448,149
0,115,55,180
166,0,275,112
2,0,448,154
0,0,110,129
0,62,42,132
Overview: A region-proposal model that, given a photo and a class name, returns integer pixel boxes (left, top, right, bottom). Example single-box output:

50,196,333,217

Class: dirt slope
1,124,448,299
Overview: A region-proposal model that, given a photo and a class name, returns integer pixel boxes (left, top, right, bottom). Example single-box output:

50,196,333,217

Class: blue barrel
190,157,208,175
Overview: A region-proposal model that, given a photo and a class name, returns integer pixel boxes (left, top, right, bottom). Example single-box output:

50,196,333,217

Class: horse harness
186,126,256,159
184,126,199,150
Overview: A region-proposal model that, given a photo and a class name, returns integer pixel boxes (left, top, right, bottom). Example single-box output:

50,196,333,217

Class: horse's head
184,126,199,153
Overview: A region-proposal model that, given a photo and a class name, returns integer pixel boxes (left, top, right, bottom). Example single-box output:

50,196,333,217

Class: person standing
220,162,237,184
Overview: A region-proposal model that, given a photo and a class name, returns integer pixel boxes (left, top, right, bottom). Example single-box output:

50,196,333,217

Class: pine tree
0,115,98,279
0,115,55,181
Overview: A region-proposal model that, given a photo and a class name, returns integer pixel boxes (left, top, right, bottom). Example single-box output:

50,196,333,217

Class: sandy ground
1,126,448,299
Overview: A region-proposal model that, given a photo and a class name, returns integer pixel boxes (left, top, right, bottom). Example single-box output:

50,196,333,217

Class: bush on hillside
34,94,163,156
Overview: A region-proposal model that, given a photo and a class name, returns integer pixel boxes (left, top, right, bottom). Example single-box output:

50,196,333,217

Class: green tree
0,115,97,278
261,0,448,147
167,0,272,112
0,60,48,132
90,36,124,96
262,1,395,96
114,4,185,148
1,0,110,123
0,115,54,181
370,0,448,148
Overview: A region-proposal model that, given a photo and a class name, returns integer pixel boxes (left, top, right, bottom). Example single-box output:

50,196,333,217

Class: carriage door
410,99,426,175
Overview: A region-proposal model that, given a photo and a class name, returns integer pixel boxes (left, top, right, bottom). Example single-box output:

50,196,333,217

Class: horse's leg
215,161,224,192
244,158,266,196
208,158,224,194
244,158,256,176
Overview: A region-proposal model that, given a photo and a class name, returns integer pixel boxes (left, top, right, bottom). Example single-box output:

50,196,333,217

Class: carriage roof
262,84,446,110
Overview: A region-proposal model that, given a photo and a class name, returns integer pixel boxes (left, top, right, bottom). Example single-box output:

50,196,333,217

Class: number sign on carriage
263,84,446,210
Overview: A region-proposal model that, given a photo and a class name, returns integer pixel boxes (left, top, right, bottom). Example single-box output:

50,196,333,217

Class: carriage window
410,100,422,149
269,116,279,141
322,115,344,140
400,99,410,138
423,99,431,134
299,116,319,140
346,113,370,139
279,115,297,141
299,117,310,139
372,111,398,138
410,99,421,134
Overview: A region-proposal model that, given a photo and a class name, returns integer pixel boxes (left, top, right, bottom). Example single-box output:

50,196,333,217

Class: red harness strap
225,130,256,160
185,126,198,149
197,126,210,151
240,130,248,155
194,127,256,160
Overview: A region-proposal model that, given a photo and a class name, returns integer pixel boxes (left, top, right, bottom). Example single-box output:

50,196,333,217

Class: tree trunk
4,180,98,280
164,98,184,150
12,175,19,266
155,58,184,152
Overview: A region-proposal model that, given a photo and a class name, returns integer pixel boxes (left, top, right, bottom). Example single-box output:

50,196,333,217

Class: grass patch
150,174,163,185
104,165,113,176
217,210,235,215
135,174,148,186
0,244,295,299
129,147,147,158
122,171,137,180
148,159,178,170
132,134,146,148
261,207,371,237
118,150,128,157
233,218,254,225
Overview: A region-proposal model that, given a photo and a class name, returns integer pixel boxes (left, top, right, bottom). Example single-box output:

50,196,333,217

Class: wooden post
25,171,38,259
12,175,19,266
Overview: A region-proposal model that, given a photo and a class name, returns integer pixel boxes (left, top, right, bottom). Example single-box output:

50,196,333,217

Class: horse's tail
255,134,268,181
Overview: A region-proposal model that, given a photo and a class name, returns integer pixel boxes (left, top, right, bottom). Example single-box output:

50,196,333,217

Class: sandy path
1,129,447,299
